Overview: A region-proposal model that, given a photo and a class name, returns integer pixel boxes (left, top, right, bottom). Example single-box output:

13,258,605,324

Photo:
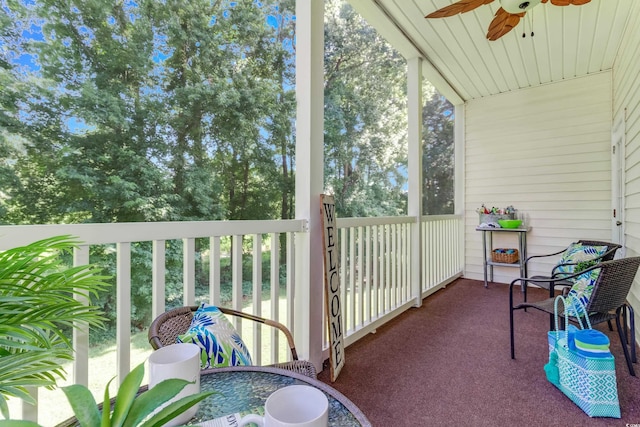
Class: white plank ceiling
348,0,638,104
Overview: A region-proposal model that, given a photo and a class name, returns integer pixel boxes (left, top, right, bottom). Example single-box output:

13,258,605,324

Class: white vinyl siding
463,72,613,284
613,3,640,316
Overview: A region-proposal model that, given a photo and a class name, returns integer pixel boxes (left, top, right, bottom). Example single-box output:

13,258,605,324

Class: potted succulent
0,236,212,426
59,362,213,427
0,361,213,427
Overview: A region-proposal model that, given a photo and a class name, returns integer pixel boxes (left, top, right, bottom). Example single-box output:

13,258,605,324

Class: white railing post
270,233,279,363
286,233,295,343
152,240,166,320
73,245,90,387
116,242,131,385
183,238,196,306
252,234,263,365
210,236,221,305
19,388,37,423
408,57,423,307
232,235,243,331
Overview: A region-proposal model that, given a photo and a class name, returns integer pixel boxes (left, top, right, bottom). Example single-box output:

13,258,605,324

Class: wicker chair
148,305,317,379
522,240,622,300
510,257,640,376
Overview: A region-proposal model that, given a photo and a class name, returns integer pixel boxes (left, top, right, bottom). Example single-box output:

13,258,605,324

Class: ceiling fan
425,0,592,41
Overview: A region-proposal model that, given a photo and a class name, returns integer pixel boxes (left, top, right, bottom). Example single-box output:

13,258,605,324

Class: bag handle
553,295,592,342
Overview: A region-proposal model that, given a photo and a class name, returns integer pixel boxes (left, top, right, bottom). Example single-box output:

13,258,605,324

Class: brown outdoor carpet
317,278,640,426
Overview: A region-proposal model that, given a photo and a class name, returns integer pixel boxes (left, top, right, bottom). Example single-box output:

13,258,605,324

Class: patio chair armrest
524,249,565,266
218,307,300,361
515,263,601,290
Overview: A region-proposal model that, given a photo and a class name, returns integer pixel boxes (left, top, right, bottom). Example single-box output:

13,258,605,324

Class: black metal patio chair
510,257,640,376
522,240,622,301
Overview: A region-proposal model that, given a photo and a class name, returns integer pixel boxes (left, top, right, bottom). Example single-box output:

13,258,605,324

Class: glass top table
189,366,371,427
56,365,371,427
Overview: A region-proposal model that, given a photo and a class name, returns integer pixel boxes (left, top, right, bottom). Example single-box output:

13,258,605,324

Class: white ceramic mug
238,384,329,427
148,343,201,427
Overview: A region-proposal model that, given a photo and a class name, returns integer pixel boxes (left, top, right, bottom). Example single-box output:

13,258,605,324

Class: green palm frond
0,235,110,417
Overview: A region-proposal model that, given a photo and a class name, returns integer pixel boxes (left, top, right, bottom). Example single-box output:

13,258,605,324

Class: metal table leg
482,230,488,288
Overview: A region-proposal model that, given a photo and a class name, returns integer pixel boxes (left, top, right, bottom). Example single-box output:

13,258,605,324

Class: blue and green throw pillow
177,303,253,369
554,243,608,277
566,267,601,317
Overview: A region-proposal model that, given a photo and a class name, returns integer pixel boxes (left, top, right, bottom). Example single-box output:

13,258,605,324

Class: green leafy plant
0,235,109,419
574,259,599,273
0,362,214,427
66,362,213,427
0,236,214,426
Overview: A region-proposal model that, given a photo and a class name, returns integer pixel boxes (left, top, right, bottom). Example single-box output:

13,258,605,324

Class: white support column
295,0,325,370
454,104,466,269
407,57,423,307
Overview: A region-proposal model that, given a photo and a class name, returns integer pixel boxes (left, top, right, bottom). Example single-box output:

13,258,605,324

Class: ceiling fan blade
425,0,494,18
486,8,524,41
550,0,591,5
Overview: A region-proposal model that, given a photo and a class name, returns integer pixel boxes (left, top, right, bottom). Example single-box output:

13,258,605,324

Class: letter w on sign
320,194,345,381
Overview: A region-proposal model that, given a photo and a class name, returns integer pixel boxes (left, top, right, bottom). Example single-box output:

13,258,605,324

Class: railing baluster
365,225,372,323
183,238,196,306
402,224,408,302
384,225,390,313
116,242,131,385
349,227,356,332
373,225,379,317
232,235,243,331
152,240,166,320
286,232,295,339
253,234,263,365
73,245,90,388
357,226,363,327
340,227,348,330
270,233,279,363
210,236,221,305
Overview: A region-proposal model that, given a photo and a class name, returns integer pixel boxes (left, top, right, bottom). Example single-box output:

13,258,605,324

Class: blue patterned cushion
566,267,601,317
555,243,607,276
177,303,252,369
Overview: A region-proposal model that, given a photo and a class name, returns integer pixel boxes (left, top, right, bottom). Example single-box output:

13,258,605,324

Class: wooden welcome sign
320,194,345,381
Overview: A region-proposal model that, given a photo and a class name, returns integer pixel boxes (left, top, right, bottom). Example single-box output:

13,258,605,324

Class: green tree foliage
323,1,409,217
1,0,297,330
422,84,455,215
0,0,454,334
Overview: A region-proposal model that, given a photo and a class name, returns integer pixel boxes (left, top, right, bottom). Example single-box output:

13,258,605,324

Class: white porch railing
335,215,464,345
0,214,463,423
336,216,415,346
421,215,464,296
1,220,305,423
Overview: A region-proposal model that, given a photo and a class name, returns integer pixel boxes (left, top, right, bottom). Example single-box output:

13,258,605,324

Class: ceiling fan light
499,0,542,14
